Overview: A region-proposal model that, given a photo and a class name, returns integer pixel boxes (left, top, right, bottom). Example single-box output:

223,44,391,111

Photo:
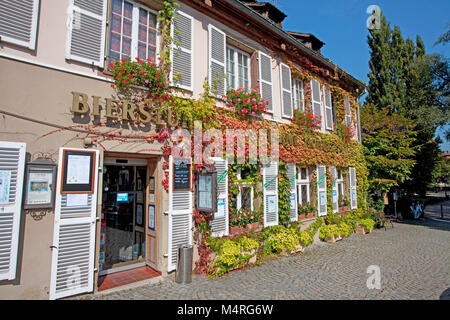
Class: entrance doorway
99,158,147,275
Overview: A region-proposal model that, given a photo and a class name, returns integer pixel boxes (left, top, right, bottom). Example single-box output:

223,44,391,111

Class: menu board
173,159,191,191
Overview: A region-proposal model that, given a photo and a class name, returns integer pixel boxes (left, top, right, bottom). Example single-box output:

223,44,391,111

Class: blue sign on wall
117,192,129,202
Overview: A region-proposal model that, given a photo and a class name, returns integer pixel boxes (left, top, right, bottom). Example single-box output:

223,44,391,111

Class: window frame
292,78,305,111
344,96,352,127
337,169,344,199
226,45,251,91
233,169,254,211
107,0,160,65
297,167,310,206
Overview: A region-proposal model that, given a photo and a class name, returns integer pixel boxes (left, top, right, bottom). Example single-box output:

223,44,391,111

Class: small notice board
173,159,191,191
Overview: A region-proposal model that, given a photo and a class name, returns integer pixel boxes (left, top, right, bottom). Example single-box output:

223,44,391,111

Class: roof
227,0,366,91
242,1,287,23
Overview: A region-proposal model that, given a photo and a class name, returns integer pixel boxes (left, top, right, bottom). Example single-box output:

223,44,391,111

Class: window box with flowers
297,202,316,220
229,208,262,236
334,122,356,142
223,87,268,117
338,197,350,213
292,109,321,131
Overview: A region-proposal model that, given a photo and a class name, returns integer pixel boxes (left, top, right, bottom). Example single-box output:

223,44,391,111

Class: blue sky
277,0,450,151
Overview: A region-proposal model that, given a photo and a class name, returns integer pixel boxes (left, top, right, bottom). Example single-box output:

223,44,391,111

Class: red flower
122,80,127,84
242,108,248,114
128,74,134,79
122,58,126,62
118,74,123,79
155,74,159,79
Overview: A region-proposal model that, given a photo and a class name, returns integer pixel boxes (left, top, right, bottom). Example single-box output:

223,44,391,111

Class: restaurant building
0,0,365,299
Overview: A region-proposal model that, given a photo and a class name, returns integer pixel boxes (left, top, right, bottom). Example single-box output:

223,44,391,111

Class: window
344,96,352,126
226,46,250,90
297,167,310,205
292,79,304,111
337,169,344,199
231,169,254,211
108,0,157,64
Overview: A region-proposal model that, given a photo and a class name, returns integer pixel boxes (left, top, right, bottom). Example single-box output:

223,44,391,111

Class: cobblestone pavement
76,202,450,300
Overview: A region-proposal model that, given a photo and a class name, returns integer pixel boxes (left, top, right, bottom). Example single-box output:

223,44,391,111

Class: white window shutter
0,141,26,281
324,86,333,130
317,165,327,217
263,161,278,227
168,156,192,272
50,148,99,300
311,79,322,127
0,0,40,50
208,25,226,97
287,163,297,222
345,96,352,126
65,0,107,67
280,63,293,118
330,166,338,213
349,167,357,209
170,10,193,91
209,157,228,237
258,51,273,113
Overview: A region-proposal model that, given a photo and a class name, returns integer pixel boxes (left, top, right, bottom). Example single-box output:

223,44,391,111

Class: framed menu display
173,159,191,191
23,160,57,209
148,204,155,230
61,149,96,193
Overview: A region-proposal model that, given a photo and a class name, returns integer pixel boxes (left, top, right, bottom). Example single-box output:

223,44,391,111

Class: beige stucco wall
0,58,167,299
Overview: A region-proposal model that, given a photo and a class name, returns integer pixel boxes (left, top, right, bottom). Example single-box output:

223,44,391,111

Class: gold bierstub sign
70,91,180,126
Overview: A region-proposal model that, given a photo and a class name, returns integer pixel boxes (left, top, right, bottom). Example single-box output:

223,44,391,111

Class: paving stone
73,202,450,300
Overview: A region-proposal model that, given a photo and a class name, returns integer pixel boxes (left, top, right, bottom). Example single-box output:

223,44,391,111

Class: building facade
0,0,365,299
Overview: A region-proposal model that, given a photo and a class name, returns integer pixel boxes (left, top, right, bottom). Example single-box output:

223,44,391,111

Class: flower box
229,225,246,238
291,244,305,254
245,222,262,233
355,225,371,235
306,212,314,219
298,214,306,220
339,206,349,213
323,235,342,243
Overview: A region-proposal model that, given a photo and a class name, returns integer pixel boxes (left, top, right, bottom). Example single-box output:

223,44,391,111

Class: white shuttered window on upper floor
323,85,333,130
66,0,107,68
226,46,250,91
170,10,193,91
208,25,226,97
292,78,304,111
280,63,293,119
0,0,40,50
311,79,322,128
258,51,273,113
107,0,158,65
344,96,352,126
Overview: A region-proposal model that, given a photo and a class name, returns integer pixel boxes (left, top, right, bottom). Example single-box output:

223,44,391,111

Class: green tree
361,103,417,194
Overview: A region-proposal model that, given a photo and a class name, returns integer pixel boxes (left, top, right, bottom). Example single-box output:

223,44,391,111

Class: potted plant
356,219,375,234
338,198,350,212
319,224,341,243
229,209,246,236
244,210,263,233
298,202,315,219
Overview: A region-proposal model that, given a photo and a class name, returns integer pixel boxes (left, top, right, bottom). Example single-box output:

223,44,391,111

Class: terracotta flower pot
246,222,262,233
306,212,314,218
230,225,245,236
298,214,306,220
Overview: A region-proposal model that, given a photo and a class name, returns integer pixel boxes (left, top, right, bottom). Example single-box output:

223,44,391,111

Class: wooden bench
373,211,394,230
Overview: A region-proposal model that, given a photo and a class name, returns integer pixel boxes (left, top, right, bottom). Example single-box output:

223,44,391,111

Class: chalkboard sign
173,159,191,191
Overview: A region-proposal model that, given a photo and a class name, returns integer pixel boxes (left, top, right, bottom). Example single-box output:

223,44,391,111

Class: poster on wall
26,172,53,206
148,204,155,230
66,193,89,207
61,150,95,193
0,171,11,205
290,194,296,210
136,204,143,226
267,195,276,213
215,198,225,219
